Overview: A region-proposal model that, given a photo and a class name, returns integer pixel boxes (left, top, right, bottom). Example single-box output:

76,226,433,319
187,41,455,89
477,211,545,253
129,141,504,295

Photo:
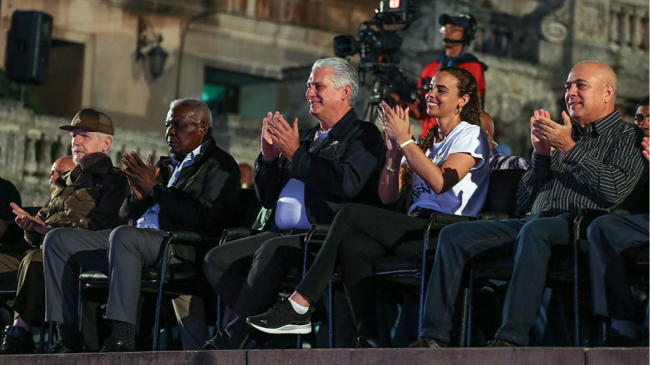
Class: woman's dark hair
400,67,482,192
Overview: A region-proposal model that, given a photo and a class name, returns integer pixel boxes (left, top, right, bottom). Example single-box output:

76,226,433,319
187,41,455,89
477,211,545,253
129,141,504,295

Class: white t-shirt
407,121,489,217
275,128,331,230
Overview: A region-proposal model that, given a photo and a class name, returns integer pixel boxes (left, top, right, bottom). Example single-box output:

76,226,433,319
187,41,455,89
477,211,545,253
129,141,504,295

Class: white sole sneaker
247,319,312,334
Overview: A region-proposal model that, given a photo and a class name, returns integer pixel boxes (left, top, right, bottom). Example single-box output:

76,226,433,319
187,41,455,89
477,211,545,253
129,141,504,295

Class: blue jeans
419,213,574,345
587,214,649,321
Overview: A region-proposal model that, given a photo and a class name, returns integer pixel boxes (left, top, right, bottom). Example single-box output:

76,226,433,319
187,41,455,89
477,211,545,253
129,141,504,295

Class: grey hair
312,58,359,106
96,132,111,140
169,98,213,127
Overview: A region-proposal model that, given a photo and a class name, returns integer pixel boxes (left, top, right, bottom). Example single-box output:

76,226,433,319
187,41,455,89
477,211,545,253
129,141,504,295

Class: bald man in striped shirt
410,61,646,349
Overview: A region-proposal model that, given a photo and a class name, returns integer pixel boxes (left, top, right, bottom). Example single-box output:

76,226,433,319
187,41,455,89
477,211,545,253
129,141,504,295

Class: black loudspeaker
5,11,53,85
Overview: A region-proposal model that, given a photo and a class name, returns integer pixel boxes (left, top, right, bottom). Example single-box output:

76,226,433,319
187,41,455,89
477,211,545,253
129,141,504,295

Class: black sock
110,320,136,350
56,323,82,350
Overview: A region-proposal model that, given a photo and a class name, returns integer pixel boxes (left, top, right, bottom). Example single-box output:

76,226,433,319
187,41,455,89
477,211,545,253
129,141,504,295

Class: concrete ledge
585,348,649,365
0,347,646,365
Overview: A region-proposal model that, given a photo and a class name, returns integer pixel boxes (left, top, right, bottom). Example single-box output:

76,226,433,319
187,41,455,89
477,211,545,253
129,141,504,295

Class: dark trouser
43,226,167,325
11,249,45,326
0,252,20,285
295,204,429,339
587,214,649,321
419,213,573,346
203,231,304,348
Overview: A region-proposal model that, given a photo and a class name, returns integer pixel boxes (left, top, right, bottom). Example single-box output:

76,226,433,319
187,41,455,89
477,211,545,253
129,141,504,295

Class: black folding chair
77,189,260,351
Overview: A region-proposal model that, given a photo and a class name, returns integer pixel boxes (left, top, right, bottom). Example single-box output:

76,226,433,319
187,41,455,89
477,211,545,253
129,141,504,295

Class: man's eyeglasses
440,25,463,34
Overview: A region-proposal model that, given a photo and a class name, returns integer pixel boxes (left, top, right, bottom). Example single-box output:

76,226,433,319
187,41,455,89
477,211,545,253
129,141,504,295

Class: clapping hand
261,112,281,161
122,152,159,200
266,111,300,161
531,109,575,156
11,202,48,234
379,101,413,156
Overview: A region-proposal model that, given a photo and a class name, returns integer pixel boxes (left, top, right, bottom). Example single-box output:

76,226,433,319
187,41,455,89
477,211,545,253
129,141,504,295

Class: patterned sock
56,323,82,350
111,320,136,350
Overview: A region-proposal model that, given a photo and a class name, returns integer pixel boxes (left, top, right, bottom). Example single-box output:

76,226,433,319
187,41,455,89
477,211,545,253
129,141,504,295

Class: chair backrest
481,169,526,217
238,188,261,229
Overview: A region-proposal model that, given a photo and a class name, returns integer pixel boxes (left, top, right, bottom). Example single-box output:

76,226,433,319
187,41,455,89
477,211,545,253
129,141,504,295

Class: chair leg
39,313,47,353
328,280,334,348
77,268,84,333
216,296,222,333
462,269,475,347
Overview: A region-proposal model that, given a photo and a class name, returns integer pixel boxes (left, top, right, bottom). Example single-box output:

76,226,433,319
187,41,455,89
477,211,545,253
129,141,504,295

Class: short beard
72,154,82,165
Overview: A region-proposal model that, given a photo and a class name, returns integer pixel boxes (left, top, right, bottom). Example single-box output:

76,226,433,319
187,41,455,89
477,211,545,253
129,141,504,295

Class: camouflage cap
59,109,114,135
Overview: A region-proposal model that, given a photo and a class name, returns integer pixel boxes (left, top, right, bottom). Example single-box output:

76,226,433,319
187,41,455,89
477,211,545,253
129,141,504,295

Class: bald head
565,61,617,127
51,155,75,186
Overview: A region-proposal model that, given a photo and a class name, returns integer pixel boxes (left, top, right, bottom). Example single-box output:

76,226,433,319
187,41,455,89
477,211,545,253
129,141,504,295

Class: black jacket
120,137,240,259
254,109,386,227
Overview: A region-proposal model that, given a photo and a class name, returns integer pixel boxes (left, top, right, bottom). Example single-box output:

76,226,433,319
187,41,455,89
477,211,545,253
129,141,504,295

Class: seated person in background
634,97,648,136
49,156,76,186
248,67,489,348
586,99,649,346
410,61,646,348
0,110,128,355
482,111,530,170
31,156,75,207
42,99,240,353
0,176,24,292
200,57,386,350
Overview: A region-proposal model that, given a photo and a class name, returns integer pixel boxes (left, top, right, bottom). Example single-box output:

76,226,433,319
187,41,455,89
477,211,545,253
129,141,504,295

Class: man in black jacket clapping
200,58,386,350
42,99,240,353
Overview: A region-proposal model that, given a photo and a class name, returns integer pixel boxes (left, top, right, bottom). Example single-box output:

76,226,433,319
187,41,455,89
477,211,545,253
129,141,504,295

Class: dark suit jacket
254,109,386,228
119,137,240,262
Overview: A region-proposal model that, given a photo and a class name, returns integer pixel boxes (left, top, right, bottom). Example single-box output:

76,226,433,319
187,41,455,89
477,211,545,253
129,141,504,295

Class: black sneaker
0,325,34,354
247,299,315,335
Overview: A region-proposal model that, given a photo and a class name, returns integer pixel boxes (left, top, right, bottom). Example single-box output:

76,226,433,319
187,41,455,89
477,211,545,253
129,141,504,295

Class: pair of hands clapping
530,109,575,156
261,111,300,161
122,152,159,200
378,101,413,156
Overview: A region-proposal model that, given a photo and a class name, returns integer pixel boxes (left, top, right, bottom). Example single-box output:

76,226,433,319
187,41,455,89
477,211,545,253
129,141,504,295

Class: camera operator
399,13,487,138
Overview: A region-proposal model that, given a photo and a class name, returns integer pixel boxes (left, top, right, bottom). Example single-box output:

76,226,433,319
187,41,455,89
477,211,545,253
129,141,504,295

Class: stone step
1,347,647,365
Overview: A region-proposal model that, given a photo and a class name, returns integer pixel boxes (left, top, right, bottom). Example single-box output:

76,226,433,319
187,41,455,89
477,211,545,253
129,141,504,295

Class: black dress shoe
409,337,448,348
486,338,521,347
356,336,388,348
0,325,34,354
100,339,133,353
48,340,82,354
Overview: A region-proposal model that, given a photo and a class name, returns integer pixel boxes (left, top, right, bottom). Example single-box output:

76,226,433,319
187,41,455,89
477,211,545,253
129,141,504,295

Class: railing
609,1,649,51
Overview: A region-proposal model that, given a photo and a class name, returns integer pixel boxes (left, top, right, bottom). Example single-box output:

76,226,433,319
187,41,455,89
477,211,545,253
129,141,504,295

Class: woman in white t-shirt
246,67,489,346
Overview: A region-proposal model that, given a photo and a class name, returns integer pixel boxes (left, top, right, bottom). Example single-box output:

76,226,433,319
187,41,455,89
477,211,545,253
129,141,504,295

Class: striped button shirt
518,111,646,215
489,149,531,171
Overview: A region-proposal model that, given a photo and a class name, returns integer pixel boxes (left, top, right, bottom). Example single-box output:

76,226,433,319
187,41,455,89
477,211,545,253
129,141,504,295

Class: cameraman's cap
59,109,115,135
438,13,472,28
